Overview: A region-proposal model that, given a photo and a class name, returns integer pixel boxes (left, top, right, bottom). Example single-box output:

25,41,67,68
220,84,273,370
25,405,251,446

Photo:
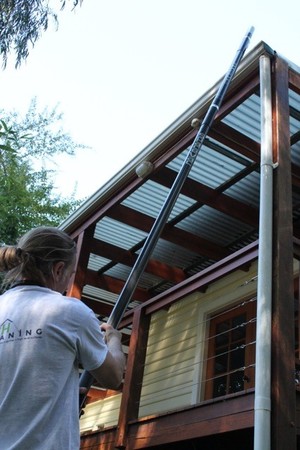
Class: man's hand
100,323,122,343
90,323,126,390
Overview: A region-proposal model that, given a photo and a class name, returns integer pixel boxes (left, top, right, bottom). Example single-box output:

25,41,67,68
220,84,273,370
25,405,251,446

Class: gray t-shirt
0,285,108,450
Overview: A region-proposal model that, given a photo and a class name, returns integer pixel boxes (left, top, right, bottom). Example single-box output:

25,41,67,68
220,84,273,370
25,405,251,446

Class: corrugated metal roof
290,89,300,168
83,79,263,306
224,171,260,206
143,238,200,268
87,253,111,271
222,94,261,141
176,206,254,246
95,218,147,250
167,143,248,189
61,43,300,324
122,179,196,221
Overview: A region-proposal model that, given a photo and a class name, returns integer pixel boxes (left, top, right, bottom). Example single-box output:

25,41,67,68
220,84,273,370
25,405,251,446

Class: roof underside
62,42,300,326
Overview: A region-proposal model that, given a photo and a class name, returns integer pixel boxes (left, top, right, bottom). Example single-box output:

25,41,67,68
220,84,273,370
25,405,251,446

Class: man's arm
90,324,126,390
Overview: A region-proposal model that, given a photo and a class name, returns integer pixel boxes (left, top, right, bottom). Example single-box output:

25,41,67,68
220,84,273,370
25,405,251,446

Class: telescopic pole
79,26,254,415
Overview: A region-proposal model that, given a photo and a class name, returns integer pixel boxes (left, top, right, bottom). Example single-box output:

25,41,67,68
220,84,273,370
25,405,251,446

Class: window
204,298,256,400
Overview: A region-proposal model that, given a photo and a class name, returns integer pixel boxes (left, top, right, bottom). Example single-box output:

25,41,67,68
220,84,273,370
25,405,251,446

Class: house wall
139,261,259,416
80,260,262,434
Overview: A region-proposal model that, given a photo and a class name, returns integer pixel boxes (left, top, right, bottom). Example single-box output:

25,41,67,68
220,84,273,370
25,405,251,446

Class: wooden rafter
85,269,150,302
86,237,186,283
152,166,259,227
107,204,230,260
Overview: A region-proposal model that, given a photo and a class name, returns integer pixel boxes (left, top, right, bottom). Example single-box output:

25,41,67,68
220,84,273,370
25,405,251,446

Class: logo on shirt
0,319,42,343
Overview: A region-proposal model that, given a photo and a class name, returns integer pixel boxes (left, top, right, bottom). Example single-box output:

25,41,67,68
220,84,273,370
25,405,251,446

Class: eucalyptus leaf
0,0,83,68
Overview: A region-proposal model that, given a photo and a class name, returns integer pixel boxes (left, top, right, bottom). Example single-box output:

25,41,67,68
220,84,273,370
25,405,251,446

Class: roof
60,41,300,324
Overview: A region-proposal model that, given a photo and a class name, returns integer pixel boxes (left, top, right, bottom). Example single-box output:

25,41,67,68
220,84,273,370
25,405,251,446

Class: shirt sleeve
75,305,108,371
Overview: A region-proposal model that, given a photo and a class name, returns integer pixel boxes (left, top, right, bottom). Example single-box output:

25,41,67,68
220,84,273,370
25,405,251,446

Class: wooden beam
291,131,300,146
152,167,259,227
289,68,300,95
85,269,150,302
115,308,150,448
291,162,300,189
209,122,261,162
210,105,300,189
107,204,230,260
87,237,186,284
80,296,113,318
216,72,259,117
125,392,254,448
271,56,297,450
68,228,94,299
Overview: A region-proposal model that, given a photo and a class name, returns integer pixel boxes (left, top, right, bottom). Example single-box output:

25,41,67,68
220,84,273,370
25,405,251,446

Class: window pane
230,345,245,370
215,321,230,346
215,351,228,374
213,375,227,397
229,372,244,393
231,313,246,341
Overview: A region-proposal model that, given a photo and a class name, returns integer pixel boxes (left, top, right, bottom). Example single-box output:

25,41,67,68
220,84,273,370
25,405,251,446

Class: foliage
0,0,82,68
0,99,85,245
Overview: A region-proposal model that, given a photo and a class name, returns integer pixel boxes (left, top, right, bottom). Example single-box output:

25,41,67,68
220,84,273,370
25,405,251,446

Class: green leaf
0,144,16,152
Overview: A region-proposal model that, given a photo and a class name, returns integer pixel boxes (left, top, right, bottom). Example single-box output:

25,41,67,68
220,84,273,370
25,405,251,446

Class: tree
0,99,85,244
0,0,82,68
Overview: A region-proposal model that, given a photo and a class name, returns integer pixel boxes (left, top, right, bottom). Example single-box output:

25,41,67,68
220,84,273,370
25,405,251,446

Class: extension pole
79,26,255,415
254,54,273,450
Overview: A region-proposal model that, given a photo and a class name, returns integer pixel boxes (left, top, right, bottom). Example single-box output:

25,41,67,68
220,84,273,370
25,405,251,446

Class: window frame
204,298,256,400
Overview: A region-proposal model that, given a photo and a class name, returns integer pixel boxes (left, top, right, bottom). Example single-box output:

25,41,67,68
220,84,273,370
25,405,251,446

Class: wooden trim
125,392,254,449
80,427,117,450
67,229,91,299
204,299,256,400
115,308,150,448
289,68,300,95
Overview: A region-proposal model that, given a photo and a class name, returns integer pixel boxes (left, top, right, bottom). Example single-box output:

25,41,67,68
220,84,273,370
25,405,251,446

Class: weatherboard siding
139,261,260,415
138,295,199,416
80,394,122,433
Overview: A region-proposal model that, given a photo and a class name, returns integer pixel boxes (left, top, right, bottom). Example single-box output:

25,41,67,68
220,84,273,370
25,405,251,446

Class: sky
1,0,300,200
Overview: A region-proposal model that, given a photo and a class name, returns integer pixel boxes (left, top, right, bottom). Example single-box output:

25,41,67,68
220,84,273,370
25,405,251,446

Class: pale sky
1,0,300,200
